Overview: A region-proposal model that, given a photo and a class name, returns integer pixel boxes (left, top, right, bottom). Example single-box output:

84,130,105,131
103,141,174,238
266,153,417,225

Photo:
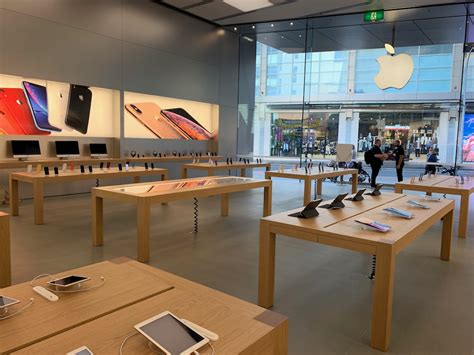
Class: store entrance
357,111,441,161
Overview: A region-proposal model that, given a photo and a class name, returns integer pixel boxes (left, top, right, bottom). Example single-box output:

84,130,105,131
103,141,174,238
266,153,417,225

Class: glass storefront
235,4,473,169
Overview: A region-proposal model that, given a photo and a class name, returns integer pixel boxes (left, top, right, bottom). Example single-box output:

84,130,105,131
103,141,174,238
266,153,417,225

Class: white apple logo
374,44,414,90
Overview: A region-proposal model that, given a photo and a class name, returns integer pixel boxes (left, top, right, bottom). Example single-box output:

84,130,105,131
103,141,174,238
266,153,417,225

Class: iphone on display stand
22,81,62,132
125,102,188,140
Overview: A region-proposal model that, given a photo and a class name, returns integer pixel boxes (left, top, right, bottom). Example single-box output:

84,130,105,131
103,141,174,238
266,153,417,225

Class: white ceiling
162,0,470,25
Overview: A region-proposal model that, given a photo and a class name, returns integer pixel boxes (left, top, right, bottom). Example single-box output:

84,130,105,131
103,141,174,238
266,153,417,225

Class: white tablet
0,295,20,309
47,275,89,288
134,311,209,355
66,345,93,355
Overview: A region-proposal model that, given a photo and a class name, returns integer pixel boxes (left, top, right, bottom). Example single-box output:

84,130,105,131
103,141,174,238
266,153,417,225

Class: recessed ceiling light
252,25,256,29
264,37,267,40
299,34,302,37
223,0,272,12
290,22,294,26
233,27,237,31
281,36,284,39
270,23,274,27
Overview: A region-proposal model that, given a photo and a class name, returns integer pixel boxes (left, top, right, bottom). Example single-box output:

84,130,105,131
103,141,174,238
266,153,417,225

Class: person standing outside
368,139,388,187
392,140,405,182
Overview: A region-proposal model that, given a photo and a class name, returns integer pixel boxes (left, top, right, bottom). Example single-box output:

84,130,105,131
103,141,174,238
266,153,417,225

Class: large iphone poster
0,73,118,137
462,113,474,162
124,91,218,140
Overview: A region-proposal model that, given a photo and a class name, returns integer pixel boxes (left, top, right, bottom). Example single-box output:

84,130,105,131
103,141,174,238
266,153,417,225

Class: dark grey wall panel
0,9,122,89
1,0,122,39
219,32,239,108
218,105,238,156
122,0,221,66
122,41,219,103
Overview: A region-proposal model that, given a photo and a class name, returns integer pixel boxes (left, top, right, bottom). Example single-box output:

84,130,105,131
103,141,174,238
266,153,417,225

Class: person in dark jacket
370,139,388,187
425,148,439,174
392,140,405,182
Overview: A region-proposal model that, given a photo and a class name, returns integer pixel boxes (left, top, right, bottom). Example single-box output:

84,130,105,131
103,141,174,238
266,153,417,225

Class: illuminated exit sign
364,10,384,22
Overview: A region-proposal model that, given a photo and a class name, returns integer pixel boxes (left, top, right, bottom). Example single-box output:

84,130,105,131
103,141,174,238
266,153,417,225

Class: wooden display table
395,175,473,237
92,176,272,262
0,212,10,287
0,260,173,354
258,194,454,352
10,167,168,225
3,259,287,354
182,161,271,178
0,155,222,169
265,168,358,205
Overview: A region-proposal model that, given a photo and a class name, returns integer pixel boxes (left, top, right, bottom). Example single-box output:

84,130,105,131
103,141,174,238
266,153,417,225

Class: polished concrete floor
3,178,473,354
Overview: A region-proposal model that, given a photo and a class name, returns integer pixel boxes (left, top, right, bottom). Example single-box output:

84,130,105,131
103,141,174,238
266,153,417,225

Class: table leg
91,192,104,246
182,167,188,179
137,198,151,262
0,214,11,287
221,193,229,216
9,177,19,216
394,185,402,194
316,179,323,197
371,244,395,352
33,180,44,225
133,176,141,183
208,168,214,177
240,168,246,177
264,183,272,217
303,178,312,205
352,173,358,193
161,173,168,205
458,193,469,238
426,192,432,197
258,221,276,308
440,209,453,260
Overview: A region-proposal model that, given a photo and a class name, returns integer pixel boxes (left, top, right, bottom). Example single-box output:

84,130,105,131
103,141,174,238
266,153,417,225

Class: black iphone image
65,84,92,134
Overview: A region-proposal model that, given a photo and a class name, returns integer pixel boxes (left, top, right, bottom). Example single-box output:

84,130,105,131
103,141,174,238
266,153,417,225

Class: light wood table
258,194,454,352
0,212,10,288
92,176,272,262
0,260,173,354
182,161,271,178
265,168,359,205
9,167,168,225
395,175,473,238
14,258,288,355
0,155,223,169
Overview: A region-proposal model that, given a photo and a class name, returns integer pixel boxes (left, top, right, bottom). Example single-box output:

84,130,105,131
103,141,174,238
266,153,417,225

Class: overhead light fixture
281,36,284,39
290,22,294,26
243,36,254,42
270,23,274,27
233,27,238,31
252,25,255,29
223,0,272,12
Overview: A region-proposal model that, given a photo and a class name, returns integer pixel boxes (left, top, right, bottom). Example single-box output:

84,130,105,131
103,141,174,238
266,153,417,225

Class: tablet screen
0,296,19,308
138,314,205,354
